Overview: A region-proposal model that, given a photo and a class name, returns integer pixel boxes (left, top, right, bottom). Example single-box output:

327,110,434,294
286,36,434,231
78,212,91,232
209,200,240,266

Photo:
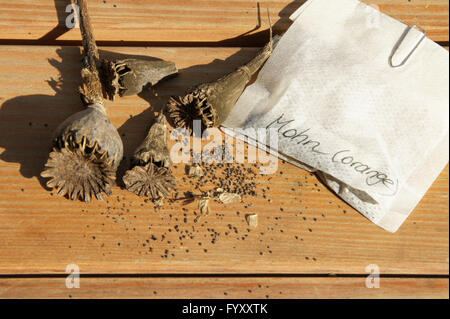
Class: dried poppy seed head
42,147,115,201
41,105,123,202
131,112,172,168
123,163,176,200
101,59,178,100
123,111,176,201
166,87,215,134
167,36,280,134
43,0,124,203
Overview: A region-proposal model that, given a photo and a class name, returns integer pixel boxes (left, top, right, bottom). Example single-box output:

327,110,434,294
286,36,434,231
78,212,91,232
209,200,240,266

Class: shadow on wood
38,0,73,42
215,0,306,46
0,48,82,189
0,47,176,192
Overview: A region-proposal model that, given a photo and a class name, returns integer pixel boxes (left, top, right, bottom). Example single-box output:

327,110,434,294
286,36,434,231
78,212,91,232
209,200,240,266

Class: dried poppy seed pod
102,59,178,100
41,105,123,202
123,112,176,200
41,0,124,203
167,36,280,133
131,112,172,168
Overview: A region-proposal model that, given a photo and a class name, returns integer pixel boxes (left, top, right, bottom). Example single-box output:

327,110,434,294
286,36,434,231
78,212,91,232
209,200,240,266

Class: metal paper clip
389,25,426,68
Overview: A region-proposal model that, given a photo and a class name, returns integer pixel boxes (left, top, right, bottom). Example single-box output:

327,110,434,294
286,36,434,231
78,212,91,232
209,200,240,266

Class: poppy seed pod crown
41,105,123,202
167,35,280,134
102,58,178,100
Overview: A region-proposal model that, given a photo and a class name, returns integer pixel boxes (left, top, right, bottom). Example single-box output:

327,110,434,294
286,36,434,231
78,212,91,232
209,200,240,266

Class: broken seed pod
218,192,241,204
123,111,176,200
41,0,123,202
187,164,204,178
101,58,178,100
198,198,211,216
246,214,258,227
167,34,280,134
131,111,172,168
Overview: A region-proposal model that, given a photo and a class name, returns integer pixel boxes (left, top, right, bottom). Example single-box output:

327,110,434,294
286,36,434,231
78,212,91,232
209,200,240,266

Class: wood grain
0,45,448,276
0,0,448,43
0,277,448,299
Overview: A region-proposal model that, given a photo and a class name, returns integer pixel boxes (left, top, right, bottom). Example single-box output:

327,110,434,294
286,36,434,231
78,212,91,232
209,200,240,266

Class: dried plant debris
170,190,212,215
198,198,211,216
41,0,123,202
172,191,204,205
123,112,176,202
217,191,242,204
187,164,204,178
154,197,165,208
245,214,258,227
102,58,178,100
167,35,280,133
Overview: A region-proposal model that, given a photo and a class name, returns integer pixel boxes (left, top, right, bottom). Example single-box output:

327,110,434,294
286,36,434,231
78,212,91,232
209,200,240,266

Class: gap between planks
0,39,448,48
0,277,448,299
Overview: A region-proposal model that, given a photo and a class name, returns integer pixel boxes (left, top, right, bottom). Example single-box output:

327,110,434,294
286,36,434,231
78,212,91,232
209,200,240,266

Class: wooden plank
0,45,448,275
0,0,448,43
0,276,447,299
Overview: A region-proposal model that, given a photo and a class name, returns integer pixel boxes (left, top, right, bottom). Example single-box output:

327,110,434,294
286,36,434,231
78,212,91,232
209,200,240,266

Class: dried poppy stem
77,0,103,107
41,0,123,202
77,0,178,101
167,21,280,133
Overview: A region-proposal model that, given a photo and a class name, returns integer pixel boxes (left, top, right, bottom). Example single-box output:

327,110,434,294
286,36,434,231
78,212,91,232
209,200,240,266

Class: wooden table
0,0,448,299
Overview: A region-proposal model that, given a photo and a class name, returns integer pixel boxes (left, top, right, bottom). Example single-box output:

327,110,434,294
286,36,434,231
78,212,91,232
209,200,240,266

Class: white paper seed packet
222,0,449,232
